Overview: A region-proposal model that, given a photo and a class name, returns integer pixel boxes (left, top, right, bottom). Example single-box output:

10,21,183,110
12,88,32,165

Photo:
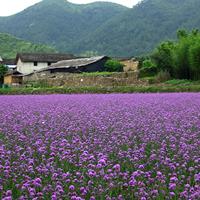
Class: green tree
0,64,8,85
150,29,200,80
105,59,124,72
173,36,191,79
173,29,200,80
177,29,188,39
188,38,200,80
151,41,175,75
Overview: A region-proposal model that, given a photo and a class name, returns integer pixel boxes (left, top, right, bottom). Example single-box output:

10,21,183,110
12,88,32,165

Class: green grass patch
165,79,198,85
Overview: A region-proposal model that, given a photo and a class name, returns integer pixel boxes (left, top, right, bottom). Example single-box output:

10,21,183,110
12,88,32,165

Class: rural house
16,53,76,74
0,58,16,70
23,56,110,82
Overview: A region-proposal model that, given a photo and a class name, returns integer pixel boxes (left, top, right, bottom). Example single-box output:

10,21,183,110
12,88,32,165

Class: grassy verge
1,84,200,95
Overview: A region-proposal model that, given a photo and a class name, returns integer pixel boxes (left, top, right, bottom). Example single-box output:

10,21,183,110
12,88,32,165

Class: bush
142,59,156,68
139,66,158,78
105,59,124,72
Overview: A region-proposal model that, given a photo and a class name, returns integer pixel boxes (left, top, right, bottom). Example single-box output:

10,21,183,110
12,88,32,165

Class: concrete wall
24,71,140,87
17,58,49,74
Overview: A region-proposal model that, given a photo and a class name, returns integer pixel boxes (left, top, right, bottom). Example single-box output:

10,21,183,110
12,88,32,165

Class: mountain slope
74,0,200,56
0,33,56,58
0,0,200,57
0,0,127,53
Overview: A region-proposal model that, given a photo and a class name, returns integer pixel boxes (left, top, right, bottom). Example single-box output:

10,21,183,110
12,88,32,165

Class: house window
48,62,51,66
34,61,38,66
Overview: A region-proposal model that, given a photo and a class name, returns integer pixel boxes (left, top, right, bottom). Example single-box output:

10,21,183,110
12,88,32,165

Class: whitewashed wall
17,58,49,74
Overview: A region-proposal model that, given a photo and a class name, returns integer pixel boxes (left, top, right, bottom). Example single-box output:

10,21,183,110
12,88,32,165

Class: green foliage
150,29,200,80
188,40,200,80
142,59,155,68
0,33,57,58
136,56,148,69
0,0,200,56
139,58,158,77
139,66,158,78
105,59,124,72
173,37,190,79
0,64,8,85
151,41,175,74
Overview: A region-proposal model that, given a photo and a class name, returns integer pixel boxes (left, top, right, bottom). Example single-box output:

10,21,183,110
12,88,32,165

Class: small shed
4,70,23,86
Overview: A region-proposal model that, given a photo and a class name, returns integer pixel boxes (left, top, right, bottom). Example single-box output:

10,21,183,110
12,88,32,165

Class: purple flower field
0,94,200,200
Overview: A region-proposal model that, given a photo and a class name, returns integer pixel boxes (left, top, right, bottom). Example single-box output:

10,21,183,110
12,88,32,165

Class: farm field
0,94,200,199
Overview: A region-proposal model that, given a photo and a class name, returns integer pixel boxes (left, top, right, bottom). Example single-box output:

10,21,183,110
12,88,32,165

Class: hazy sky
0,0,141,16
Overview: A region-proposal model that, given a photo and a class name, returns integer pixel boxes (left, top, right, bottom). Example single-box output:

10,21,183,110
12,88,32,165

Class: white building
16,53,76,74
0,57,16,70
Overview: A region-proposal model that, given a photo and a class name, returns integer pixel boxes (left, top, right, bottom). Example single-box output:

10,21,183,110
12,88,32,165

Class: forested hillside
0,0,127,55
0,33,56,58
78,0,200,56
0,0,200,56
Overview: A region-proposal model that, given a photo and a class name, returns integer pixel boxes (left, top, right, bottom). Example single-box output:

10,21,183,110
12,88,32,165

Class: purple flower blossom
129,179,137,187
169,183,176,191
0,94,199,199
69,185,75,191
113,164,121,172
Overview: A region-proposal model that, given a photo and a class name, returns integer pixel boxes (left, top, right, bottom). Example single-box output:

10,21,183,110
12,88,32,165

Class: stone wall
23,71,141,87
122,60,139,72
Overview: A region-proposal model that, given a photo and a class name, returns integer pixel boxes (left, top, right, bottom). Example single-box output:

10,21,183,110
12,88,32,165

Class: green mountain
82,0,200,56
0,0,127,55
0,33,56,58
0,0,200,57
